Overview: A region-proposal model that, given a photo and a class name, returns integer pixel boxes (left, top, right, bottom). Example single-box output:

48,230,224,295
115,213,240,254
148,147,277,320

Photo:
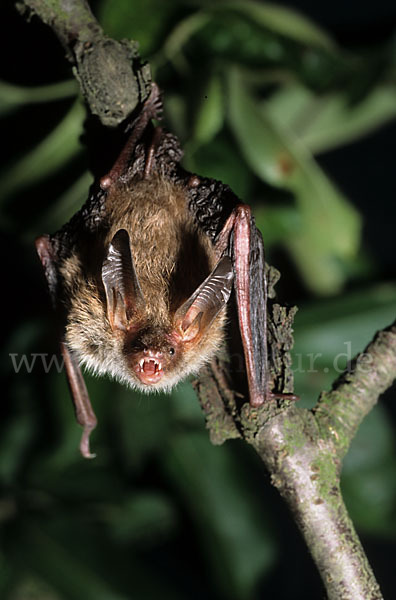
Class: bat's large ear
175,256,234,342
102,229,145,331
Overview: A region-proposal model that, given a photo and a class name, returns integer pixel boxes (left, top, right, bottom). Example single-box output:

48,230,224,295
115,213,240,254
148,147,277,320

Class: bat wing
189,195,297,408
232,206,268,406
231,211,297,404
35,235,97,458
212,206,268,407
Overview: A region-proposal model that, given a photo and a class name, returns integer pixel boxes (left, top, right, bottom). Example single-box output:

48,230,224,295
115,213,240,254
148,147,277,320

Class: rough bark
16,0,151,126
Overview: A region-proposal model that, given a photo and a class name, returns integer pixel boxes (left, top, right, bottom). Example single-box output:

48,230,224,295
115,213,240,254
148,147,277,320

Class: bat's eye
169,347,175,356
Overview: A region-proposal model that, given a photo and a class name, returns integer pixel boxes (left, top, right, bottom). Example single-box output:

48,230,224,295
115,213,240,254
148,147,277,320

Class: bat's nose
143,348,163,359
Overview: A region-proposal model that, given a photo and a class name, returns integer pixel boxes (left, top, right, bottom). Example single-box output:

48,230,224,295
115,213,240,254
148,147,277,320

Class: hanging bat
36,83,293,458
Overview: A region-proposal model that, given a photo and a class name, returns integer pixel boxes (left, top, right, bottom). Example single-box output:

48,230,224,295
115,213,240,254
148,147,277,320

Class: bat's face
124,326,182,388
63,227,234,394
131,347,174,386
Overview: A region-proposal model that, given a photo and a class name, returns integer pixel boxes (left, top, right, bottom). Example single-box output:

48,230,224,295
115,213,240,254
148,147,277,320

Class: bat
36,83,294,458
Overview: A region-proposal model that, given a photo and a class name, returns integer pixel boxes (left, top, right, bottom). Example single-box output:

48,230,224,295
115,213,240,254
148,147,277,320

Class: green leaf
170,381,204,424
13,523,128,600
164,93,188,141
294,283,396,358
0,80,77,116
112,386,174,473
192,74,224,146
265,83,396,155
6,576,61,600
210,1,335,51
30,171,93,234
292,283,396,406
160,11,211,71
227,67,361,294
28,373,95,474
98,0,179,56
0,101,85,203
0,552,14,599
104,492,177,545
163,432,278,599
254,204,302,246
186,132,253,199
344,406,394,473
342,406,396,537
0,413,35,485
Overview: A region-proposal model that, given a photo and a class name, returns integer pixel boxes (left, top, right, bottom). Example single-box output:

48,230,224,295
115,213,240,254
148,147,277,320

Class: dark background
1,1,396,598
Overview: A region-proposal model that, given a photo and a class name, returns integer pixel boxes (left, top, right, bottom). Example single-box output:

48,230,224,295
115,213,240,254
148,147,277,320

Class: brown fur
106,177,216,321
60,176,227,392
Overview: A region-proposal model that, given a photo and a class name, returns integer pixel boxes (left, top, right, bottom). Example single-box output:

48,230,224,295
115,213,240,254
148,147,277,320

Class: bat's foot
267,391,299,403
143,82,163,121
100,82,163,190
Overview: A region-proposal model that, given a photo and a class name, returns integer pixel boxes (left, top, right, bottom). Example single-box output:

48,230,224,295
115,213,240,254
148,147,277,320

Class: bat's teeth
139,358,161,375
134,356,164,384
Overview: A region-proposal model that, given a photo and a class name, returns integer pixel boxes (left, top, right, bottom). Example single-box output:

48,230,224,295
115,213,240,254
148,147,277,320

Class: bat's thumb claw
79,425,97,459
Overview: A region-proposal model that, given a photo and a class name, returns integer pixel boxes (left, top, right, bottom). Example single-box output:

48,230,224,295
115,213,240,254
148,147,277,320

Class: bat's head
100,229,234,392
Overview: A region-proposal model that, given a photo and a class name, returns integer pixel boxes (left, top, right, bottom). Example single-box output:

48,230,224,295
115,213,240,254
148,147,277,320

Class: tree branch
200,318,395,598
16,0,151,126
228,322,395,599
243,406,382,600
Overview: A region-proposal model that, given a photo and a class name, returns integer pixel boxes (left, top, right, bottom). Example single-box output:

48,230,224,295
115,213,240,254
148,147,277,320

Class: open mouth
135,357,164,385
